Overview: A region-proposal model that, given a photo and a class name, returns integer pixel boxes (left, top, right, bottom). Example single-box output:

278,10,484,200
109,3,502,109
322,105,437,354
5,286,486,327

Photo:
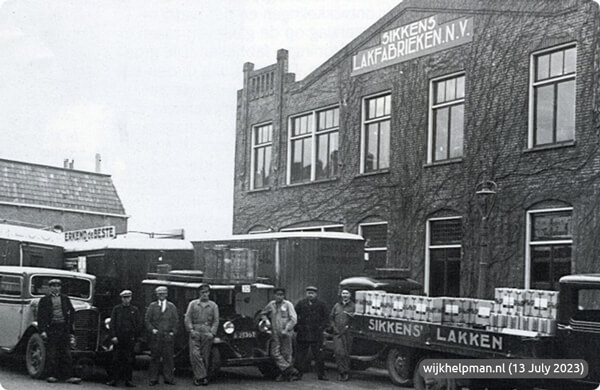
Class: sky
0,0,400,239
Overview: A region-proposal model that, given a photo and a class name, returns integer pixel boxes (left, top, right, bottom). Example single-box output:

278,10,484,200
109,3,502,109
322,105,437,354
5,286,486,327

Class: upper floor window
527,208,572,291
531,44,576,147
251,123,273,190
429,73,465,162
288,106,339,184
362,93,390,173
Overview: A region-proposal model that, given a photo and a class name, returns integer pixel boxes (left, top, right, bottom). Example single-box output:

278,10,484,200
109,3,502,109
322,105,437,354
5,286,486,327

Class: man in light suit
145,286,179,386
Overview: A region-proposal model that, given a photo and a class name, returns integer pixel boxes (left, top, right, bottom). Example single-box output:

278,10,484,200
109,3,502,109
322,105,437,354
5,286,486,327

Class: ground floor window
359,222,388,269
427,217,462,297
528,208,572,290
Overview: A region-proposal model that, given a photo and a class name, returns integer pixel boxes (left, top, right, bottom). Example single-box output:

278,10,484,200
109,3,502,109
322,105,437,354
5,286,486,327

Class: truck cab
556,274,600,387
141,270,278,378
0,266,107,379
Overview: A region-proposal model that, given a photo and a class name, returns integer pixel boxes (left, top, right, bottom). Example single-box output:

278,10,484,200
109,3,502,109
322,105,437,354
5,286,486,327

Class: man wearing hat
260,287,300,381
294,285,329,380
184,283,219,386
107,290,142,387
330,287,356,381
37,278,82,384
145,286,179,386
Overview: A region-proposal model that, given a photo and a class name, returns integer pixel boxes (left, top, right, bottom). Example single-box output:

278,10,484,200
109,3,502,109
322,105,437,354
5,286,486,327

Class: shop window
288,106,339,184
427,217,462,297
362,93,390,173
528,208,572,290
359,222,388,269
530,44,576,147
429,73,464,162
251,123,273,190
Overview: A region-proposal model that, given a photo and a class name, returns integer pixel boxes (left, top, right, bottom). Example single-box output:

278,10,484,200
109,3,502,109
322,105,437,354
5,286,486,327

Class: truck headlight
223,321,235,334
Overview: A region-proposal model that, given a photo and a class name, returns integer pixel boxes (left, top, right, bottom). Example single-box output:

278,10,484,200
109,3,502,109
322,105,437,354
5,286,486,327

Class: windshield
31,275,92,300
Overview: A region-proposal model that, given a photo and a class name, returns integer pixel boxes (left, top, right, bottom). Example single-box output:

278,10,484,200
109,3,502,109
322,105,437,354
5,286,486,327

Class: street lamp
475,180,497,298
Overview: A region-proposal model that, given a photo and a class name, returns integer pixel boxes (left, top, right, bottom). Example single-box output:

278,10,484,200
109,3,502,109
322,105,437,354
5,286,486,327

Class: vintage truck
0,266,110,379
348,274,600,390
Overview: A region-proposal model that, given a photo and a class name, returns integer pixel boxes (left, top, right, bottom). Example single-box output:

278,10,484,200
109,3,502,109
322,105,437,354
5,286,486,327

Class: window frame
0,274,23,297
250,122,273,190
280,224,344,233
358,221,388,265
528,43,577,149
428,72,465,163
524,207,573,290
360,91,392,174
425,216,462,296
287,105,340,184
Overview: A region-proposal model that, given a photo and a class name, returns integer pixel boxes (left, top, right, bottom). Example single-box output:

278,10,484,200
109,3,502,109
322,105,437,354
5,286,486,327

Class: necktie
161,300,166,312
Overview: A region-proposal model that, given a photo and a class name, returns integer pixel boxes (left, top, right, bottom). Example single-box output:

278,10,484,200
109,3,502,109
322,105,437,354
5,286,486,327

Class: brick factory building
232,0,600,297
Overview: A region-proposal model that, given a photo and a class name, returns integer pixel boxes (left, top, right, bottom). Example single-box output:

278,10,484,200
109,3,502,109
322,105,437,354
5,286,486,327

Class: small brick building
233,0,600,297
0,158,127,233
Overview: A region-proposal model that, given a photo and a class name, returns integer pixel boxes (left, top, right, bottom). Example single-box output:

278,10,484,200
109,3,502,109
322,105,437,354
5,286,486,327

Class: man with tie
145,286,179,386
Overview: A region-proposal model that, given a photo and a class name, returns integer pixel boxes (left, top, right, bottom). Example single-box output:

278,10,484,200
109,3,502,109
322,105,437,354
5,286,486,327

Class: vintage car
0,266,109,378
140,270,278,377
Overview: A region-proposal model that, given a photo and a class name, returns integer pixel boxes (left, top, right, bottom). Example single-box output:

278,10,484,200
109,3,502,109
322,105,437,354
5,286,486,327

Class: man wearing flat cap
145,286,179,385
330,287,355,381
37,278,81,384
261,287,300,381
294,285,329,380
184,283,219,386
107,290,142,387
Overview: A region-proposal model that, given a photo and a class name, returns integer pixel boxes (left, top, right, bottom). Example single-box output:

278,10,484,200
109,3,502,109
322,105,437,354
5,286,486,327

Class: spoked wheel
386,347,413,386
26,333,47,379
413,357,457,390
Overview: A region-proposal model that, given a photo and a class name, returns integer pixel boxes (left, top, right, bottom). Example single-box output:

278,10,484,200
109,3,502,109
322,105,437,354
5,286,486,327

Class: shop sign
64,225,116,242
352,15,473,76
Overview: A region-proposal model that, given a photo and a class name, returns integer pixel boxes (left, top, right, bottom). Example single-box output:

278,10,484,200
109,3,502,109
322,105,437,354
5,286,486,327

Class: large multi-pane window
251,123,272,190
527,208,572,291
531,44,576,147
427,217,462,297
362,93,390,173
430,74,464,162
289,106,339,184
359,222,388,269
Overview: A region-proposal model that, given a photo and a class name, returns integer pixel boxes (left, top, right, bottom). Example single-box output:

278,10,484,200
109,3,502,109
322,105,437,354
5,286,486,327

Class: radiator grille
73,309,99,351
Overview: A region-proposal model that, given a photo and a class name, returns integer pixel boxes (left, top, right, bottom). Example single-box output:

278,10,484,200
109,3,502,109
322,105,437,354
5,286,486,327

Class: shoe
66,377,82,384
289,367,301,381
164,380,176,385
318,374,329,381
149,380,158,386
46,377,58,383
193,378,202,386
340,373,350,381
201,378,209,386
125,381,136,388
106,380,116,387
275,374,285,382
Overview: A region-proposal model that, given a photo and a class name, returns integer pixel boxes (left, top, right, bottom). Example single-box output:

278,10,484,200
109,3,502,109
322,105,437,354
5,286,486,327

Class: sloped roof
0,158,126,216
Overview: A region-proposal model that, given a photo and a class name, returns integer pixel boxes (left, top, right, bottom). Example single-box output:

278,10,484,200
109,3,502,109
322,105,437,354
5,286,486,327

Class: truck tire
413,357,457,390
26,333,47,379
386,347,413,386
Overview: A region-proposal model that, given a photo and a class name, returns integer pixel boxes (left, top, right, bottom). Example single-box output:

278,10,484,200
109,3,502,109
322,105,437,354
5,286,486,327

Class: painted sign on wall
64,225,116,242
351,16,473,76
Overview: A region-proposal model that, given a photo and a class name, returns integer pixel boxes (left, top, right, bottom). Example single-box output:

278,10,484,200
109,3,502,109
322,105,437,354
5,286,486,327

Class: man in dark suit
294,285,329,380
107,289,142,387
145,286,178,386
37,278,82,384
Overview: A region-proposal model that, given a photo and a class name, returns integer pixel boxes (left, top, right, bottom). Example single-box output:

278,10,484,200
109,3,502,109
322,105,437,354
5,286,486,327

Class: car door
0,273,24,350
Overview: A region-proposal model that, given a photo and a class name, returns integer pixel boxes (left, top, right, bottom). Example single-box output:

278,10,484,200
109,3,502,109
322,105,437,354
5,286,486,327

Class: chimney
69,159,74,169
63,159,69,168
95,153,102,173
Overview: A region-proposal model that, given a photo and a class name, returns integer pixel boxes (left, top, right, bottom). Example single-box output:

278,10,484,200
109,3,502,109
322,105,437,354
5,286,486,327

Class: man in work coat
330,287,355,381
184,283,219,386
37,278,82,384
107,289,142,387
145,286,178,386
294,285,329,380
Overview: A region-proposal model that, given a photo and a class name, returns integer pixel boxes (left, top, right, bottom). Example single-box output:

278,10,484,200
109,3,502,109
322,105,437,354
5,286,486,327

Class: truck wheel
257,362,279,379
386,347,413,386
413,357,457,390
26,333,47,379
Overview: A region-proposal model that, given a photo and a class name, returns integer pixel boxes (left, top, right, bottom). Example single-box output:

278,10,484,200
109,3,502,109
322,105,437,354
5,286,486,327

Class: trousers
270,332,293,372
148,332,175,382
189,331,214,379
333,333,352,374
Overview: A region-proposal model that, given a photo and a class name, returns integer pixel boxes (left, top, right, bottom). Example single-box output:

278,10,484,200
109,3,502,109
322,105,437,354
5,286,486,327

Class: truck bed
351,314,554,359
